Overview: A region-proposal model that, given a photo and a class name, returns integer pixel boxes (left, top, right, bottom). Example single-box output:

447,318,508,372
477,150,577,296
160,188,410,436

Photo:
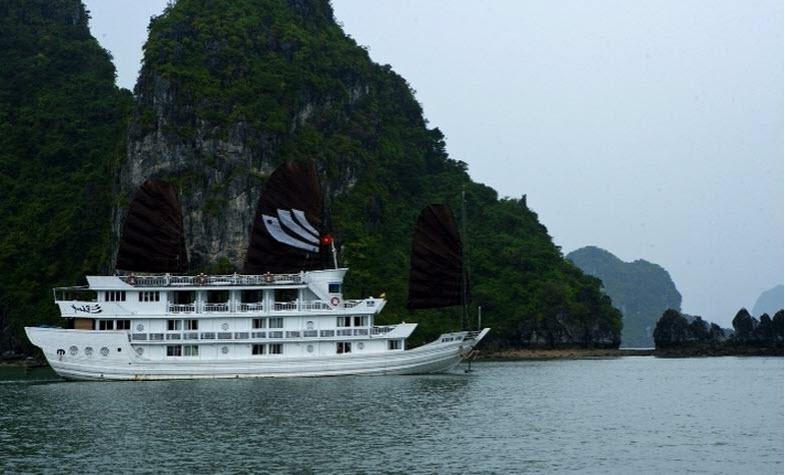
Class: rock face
567,246,681,347
752,285,784,318
110,0,622,348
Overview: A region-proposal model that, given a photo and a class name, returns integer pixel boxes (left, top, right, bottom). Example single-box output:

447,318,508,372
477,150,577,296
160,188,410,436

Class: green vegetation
567,246,681,347
1,0,621,352
0,1,133,351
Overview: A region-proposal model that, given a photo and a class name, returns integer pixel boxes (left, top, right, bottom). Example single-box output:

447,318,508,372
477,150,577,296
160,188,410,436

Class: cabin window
252,318,266,329
116,320,131,330
252,344,266,355
274,289,298,302
166,345,182,357
328,283,341,293
138,291,160,302
337,317,352,328
167,320,182,331
104,291,126,302
241,289,264,303
185,319,199,331
173,291,195,304
183,345,199,357
268,317,283,329
269,343,283,355
388,340,402,350
336,342,351,354
353,316,368,327
99,320,114,330
206,290,229,303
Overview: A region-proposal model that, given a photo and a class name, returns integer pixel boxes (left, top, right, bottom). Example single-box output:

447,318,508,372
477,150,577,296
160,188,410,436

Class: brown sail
116,179,188,273
407,204,467,309
242,160,326,274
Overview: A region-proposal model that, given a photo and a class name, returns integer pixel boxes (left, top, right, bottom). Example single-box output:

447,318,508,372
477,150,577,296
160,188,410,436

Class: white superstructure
25,268,489,380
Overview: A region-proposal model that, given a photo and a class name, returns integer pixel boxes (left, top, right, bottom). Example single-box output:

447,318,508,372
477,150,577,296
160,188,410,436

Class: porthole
358,342,365,350
221,322,229,331
84,347,93,356
69,345,78,355
306,321,314,330
136,323,144,332
307,344,314,353
135,347,144,356
100,347,109,357
221,346,229,355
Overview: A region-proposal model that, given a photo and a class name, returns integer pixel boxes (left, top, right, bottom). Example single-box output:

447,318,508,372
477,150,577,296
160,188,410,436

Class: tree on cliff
0,0,132,352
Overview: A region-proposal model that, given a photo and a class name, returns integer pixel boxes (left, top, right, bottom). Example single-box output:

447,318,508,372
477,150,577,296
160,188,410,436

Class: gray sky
84,0,783,327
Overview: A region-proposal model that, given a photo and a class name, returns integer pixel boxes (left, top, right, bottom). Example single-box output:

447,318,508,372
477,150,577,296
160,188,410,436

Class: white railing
239,303,265,312
203,303,229,313
168,304,196,313
129,326,385,343
120,272,304,287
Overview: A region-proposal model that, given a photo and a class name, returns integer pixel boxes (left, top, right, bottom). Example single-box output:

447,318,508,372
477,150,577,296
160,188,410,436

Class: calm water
0,357,781,474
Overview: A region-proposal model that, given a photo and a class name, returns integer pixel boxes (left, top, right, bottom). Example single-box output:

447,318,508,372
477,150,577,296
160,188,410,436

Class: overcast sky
83,0,783,327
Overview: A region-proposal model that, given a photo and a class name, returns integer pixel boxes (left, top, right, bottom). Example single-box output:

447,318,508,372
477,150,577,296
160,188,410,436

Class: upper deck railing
119,272,303,287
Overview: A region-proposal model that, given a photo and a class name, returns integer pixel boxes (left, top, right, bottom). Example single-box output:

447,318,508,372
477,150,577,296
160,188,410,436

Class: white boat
25,269,489,380
25,160,488,380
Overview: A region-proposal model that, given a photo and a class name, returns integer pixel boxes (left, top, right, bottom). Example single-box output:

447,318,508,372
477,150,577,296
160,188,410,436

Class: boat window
337,316,351,328
252,318,266,329
328,283,341,293
269,343,283,355
388,340,402,350
99,320,114,330
104,291,126,302
252,344,266,355
241,289,264,303
274,289,298,302
183,345,199,357
268,317,283,329
173,291,195,305
138,291,160,302
336,342,351,354
116,320,131,330
166,345,182,357
353,316,367,327
185,319,199,331
206,290,229,303
167,320,182,331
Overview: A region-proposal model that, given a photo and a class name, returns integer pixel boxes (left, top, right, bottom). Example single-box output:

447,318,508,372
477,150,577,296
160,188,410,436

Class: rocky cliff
567,246,681,347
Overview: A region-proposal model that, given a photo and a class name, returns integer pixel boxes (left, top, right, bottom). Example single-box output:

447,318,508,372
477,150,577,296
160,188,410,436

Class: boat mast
461,187,469,331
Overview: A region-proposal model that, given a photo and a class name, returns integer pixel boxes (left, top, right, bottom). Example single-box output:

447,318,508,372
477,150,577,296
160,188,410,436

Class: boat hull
25,327,489,381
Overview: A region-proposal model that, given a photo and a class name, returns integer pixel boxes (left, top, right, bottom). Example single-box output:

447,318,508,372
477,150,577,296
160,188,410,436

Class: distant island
653,308,783,356
752,285,784,318
567,246,681,348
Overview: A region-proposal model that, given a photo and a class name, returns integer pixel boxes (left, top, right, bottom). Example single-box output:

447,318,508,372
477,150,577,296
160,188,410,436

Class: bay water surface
0,357,781,473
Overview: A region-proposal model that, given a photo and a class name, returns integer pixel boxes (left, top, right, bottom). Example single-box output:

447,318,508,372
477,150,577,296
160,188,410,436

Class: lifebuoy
331,297,340,306
196,274,207,285
264,273,273,284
